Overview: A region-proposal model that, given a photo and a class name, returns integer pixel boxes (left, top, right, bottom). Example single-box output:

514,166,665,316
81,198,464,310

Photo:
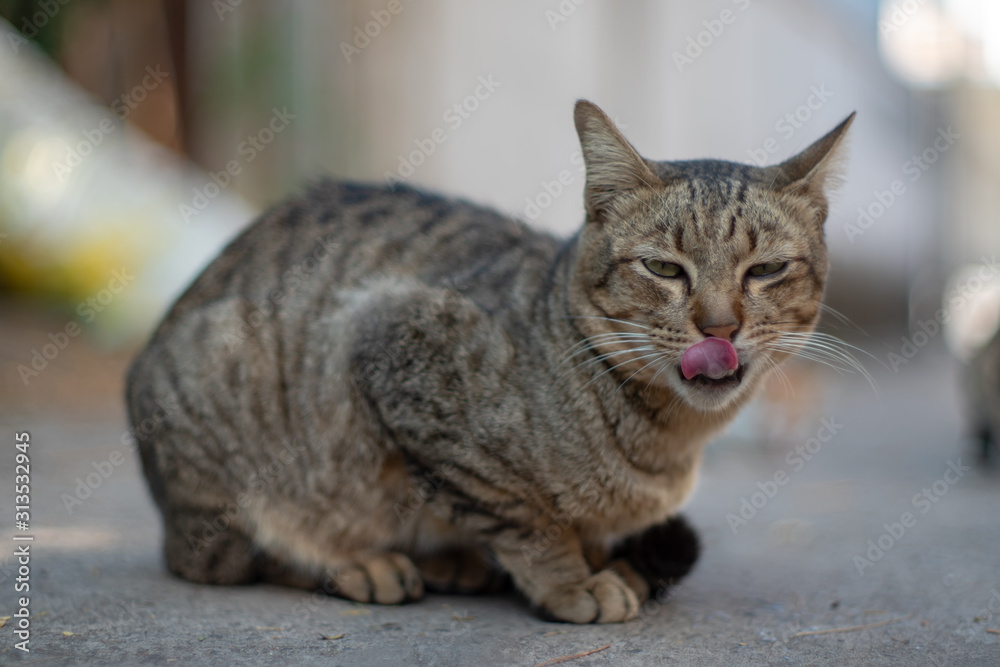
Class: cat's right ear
574,100,660,221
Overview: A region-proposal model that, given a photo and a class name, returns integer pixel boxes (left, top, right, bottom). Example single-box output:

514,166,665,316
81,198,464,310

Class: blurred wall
183,0,933,331
4,0,978,339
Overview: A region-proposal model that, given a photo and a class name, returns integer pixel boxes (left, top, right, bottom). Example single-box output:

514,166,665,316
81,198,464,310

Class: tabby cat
126,100,854,623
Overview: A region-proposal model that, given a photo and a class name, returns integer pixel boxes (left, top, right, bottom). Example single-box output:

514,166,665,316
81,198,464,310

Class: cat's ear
574,100,660,221
769,112,855,222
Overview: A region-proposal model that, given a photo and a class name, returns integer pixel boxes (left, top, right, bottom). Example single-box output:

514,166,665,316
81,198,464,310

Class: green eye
748,261,787,277
643,259,684,278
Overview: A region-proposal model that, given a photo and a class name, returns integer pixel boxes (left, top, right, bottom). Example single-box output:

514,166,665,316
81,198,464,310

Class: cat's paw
538,570,639,624
329,553,424,604
604,558,650,604
417,548,510,594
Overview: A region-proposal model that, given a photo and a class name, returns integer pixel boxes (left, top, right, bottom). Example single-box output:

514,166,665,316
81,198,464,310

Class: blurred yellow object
0,19,252,345
0,224,143,301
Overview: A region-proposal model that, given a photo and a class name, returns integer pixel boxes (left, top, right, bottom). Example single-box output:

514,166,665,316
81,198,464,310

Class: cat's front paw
538,570,639,624
605,558,650,603
328,552,424,605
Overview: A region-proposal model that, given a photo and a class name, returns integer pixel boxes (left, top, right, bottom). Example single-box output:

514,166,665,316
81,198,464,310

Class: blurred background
2,4,1000,660
0,0,998,452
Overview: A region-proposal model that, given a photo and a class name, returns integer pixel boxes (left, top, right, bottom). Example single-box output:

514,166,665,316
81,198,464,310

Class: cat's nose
701,321,740,341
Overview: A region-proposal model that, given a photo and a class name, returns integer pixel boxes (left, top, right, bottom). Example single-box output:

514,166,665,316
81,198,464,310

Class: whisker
557,344,658,383
582,351,666,390
616,353,668,393
642,357,674,401
569,345,659,372
816,302,869,336
759,353,794,397
773,338,866,367
775,336,886,383
660,393,686,424
558,333,651,362
633,173,672,217
765,344,855,374
767,334,880,395
776,331,883,362
565,316,652,331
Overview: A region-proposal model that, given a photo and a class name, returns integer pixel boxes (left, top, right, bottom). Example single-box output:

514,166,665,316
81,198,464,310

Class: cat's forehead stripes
649,158,765,184
643,167,791,258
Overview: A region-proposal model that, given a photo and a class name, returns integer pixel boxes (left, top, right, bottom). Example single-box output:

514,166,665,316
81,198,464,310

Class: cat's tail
611,514,701,598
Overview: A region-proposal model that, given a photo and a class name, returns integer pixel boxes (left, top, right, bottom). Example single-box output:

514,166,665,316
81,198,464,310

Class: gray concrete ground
1,342,999,666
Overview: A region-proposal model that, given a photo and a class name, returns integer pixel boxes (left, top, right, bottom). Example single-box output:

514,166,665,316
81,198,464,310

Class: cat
126,100,854,623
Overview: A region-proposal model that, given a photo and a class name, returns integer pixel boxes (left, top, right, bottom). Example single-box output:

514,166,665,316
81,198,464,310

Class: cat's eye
643,259,684,278
748,261,787,277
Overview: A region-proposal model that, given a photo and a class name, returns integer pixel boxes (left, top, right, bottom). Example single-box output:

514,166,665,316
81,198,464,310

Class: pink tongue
681,338,739,380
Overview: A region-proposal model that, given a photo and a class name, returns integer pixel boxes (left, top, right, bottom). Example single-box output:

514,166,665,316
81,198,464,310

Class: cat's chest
604,467,698,530
571,425,711,540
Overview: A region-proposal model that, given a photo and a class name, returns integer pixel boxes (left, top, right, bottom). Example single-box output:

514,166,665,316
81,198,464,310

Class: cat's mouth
677,337,744,393
677,363,745,390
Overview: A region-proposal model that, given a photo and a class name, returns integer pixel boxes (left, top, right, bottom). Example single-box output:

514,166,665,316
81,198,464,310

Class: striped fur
126,100,853,623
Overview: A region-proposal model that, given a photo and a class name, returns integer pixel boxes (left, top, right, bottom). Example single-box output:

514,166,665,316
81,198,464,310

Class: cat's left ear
769,112,856,223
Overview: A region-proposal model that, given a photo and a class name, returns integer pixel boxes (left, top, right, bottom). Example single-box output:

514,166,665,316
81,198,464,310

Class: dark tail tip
613,514,701,596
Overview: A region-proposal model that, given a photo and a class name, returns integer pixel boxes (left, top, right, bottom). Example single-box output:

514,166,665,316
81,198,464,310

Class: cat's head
568,100,853,413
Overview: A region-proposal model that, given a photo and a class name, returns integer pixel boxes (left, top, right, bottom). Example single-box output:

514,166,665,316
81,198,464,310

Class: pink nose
702,322,739,341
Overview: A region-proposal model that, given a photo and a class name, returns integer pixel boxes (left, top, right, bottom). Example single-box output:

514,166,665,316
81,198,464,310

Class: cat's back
158,180,560,330
127,179,566,502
